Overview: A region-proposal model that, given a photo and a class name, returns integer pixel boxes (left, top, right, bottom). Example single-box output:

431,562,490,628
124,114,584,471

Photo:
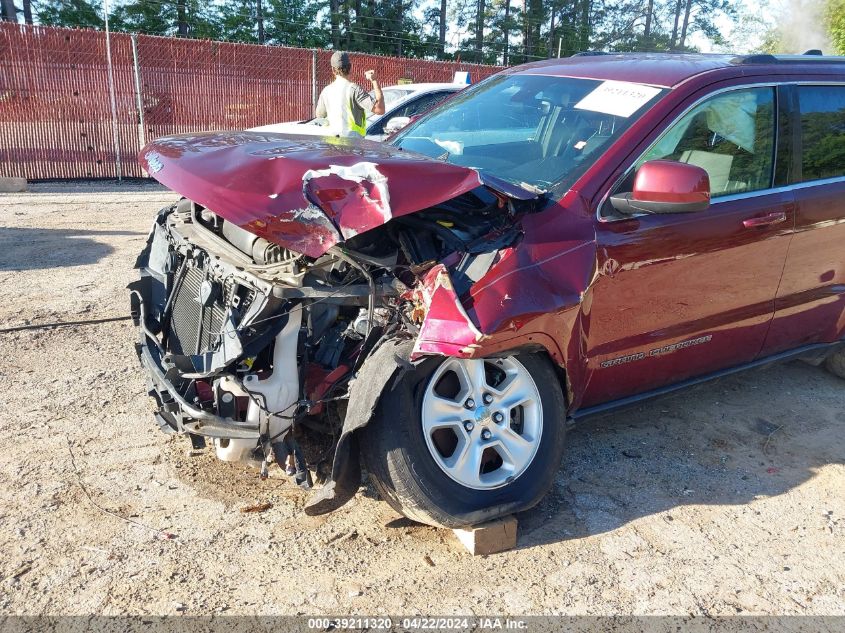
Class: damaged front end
130,131,545,513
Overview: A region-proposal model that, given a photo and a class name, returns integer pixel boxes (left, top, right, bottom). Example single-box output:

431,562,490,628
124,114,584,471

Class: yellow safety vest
345,84,367,137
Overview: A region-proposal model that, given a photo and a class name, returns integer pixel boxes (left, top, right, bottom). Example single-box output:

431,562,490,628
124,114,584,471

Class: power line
123,20,546,60
101,0,561,58
130,0,557,44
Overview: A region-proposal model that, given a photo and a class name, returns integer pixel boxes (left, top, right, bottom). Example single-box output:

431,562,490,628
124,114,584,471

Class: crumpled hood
140,131,489,258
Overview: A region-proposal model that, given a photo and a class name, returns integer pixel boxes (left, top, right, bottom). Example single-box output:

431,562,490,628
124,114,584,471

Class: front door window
638,87,776,197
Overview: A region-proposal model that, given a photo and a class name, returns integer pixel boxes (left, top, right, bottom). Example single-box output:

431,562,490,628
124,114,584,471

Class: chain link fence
0,23,504,180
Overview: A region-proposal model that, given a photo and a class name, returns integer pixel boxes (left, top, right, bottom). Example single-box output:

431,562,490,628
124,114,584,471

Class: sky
690,0,833,55
683,0,773,54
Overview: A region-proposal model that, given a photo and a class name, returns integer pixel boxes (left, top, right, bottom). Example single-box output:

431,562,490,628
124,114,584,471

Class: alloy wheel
420,356,543,490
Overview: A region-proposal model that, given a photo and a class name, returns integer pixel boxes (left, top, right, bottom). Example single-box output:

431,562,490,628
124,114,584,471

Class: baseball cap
330,51,351,69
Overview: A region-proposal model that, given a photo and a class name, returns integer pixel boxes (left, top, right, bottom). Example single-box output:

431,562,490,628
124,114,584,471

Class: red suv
130,53,845,527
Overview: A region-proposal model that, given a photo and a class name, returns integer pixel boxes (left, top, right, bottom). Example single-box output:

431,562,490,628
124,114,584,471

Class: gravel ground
0,181,843,617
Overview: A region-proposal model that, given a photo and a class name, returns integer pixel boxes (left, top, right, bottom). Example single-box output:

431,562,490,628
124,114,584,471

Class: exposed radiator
167,263,227,356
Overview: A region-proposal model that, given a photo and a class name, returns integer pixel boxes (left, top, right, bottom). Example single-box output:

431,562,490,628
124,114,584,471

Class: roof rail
732,52,845,65
731,54,778,64
571,51,609,57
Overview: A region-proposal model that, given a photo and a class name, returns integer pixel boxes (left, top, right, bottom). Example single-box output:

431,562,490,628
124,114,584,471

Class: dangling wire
102,0,122,181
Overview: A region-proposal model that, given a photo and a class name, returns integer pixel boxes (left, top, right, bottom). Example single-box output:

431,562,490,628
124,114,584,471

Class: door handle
743,211,787,228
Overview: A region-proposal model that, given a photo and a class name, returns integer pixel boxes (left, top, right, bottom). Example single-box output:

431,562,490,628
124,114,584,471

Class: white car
250,82,464,141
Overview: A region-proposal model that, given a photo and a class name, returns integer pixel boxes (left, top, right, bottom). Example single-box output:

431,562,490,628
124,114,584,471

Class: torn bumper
129,276,261,441
137,337,260,440
304,337,415,516
128,209,301,462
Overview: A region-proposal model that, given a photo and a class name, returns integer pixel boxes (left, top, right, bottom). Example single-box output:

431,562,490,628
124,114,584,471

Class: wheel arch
303,334,570,516
360,342,569,527
304,337,416,516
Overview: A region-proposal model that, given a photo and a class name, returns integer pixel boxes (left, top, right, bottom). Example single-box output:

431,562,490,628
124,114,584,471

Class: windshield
391,75,665,191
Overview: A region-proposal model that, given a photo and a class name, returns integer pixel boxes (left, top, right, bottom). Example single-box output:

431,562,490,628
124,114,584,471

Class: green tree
37,0,103,28
550,0,597,57
30,0,746,63
265,0,327,47
687,0,735,49
827,0,845,54
329,0,434,58
487,0,521,64
110,0,174,35
217,0,258,42
109,0,221,38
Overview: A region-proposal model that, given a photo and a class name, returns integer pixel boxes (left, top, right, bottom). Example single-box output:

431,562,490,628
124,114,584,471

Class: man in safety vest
315,51,385,137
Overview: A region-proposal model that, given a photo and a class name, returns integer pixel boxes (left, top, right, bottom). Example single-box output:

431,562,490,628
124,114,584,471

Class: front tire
362,352,567,528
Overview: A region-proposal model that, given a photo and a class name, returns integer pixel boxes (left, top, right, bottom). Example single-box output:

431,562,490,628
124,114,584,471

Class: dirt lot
0,181,843,617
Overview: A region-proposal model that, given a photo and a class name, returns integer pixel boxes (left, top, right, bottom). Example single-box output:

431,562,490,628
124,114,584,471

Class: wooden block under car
453,515,518,555
0,177,27,193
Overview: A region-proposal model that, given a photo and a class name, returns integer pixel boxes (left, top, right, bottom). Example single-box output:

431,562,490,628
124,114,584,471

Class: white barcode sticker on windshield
574,80,662,118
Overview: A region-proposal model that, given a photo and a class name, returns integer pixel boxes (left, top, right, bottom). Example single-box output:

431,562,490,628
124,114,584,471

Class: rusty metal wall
0,25,141,179
135,35,315,141
0,23,504,180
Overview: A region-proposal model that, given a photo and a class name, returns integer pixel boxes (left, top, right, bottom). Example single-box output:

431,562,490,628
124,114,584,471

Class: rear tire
361,352,567,528
825,347,845,379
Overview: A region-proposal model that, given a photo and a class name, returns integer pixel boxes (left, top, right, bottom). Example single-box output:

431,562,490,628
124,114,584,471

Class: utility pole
395,0,403,56
176,0,188,37
1,0,17,22
102,0,122,180
257,0,265,44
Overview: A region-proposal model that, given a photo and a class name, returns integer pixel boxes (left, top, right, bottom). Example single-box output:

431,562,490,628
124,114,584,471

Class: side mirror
610,160,710,215
384,116,411,134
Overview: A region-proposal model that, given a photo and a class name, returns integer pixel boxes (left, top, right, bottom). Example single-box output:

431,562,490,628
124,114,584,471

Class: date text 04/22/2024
305,617,528,630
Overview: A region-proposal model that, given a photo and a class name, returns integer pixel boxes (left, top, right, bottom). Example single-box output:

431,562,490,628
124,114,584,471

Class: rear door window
371,92,454,135
380,88,413,108
638,87,776,197
399,91,454,118
797,85,845,182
